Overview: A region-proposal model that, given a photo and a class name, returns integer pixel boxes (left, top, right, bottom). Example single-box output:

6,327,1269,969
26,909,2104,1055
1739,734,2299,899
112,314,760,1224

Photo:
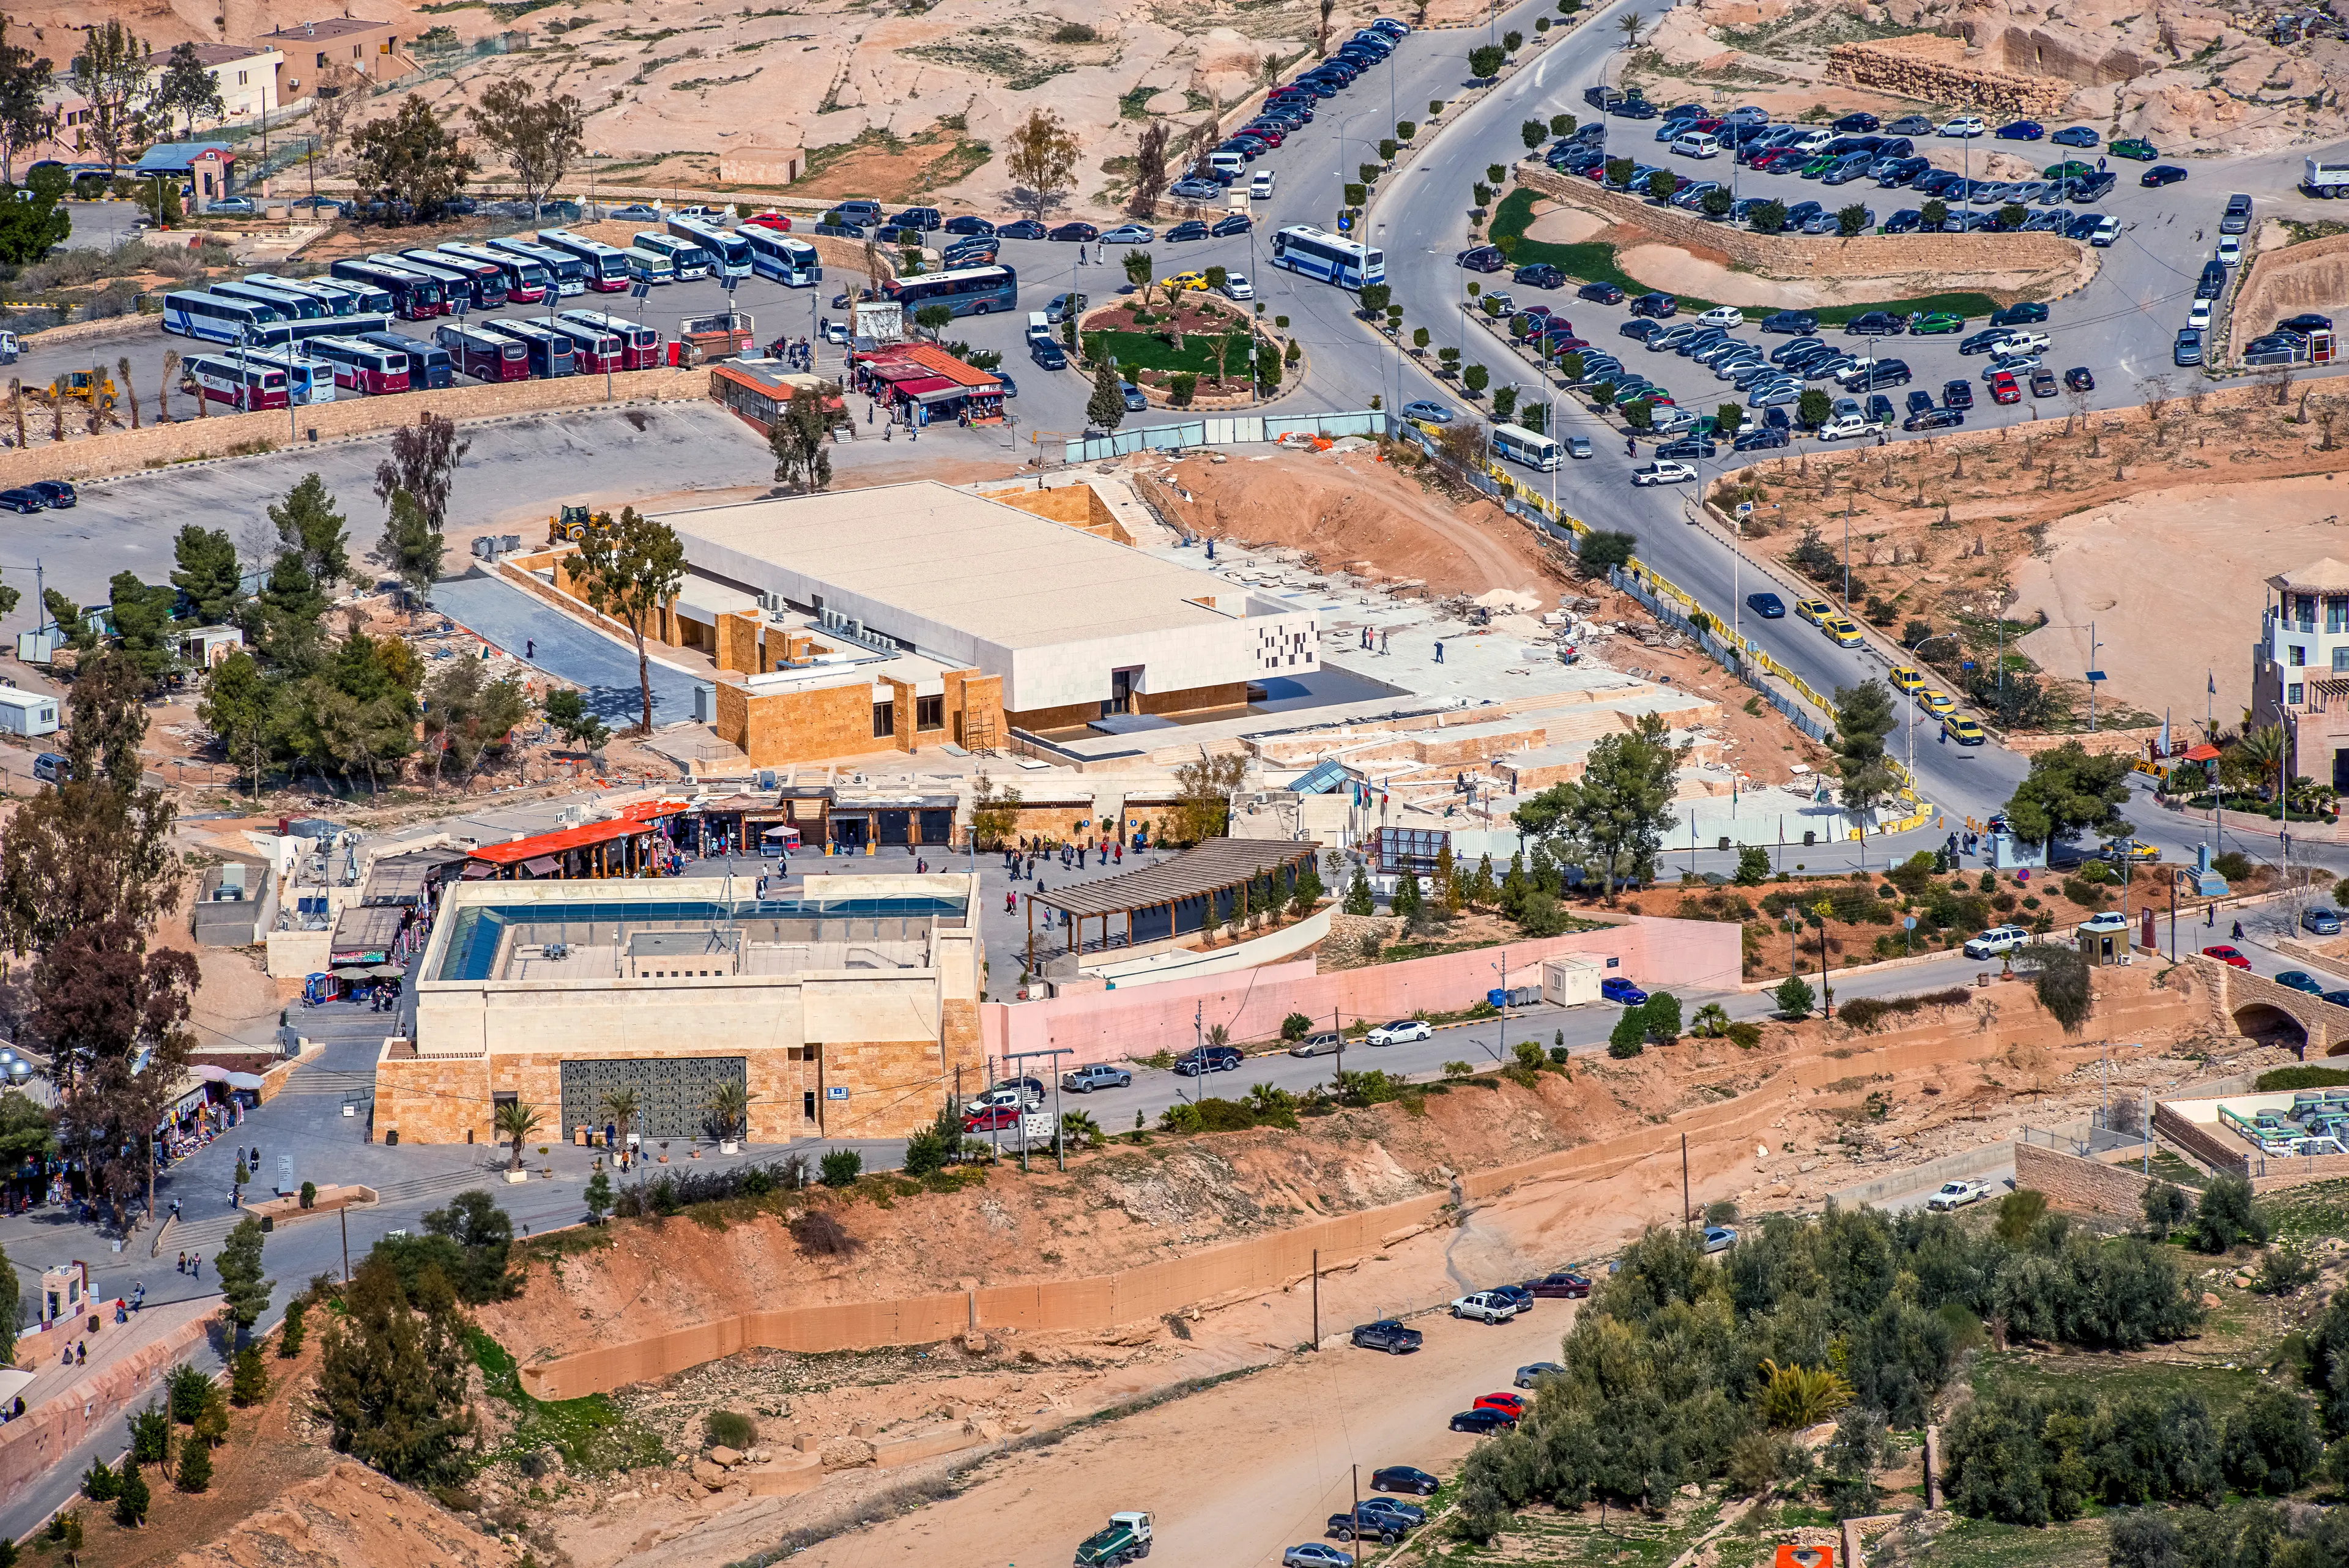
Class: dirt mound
1141,448,1555,600
1613,242,2077,308
163,1463,524,1568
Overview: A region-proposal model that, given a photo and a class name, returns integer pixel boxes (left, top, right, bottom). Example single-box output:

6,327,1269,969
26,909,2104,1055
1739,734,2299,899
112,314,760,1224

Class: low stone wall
1514,166,2085,300
0,366,706,489
1831,1140,2016,1206
2154,1101,2251,1176
0,1302,214,1504
2014,1141,2152,1217
242,1182,377,1225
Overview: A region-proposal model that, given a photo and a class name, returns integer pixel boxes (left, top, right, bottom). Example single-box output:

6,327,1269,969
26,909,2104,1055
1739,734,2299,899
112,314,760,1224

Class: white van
1026,311,1052,345
1671,131,1720,159
1492,422,1562,471
1250,169,1276,200
1209,149,1245,180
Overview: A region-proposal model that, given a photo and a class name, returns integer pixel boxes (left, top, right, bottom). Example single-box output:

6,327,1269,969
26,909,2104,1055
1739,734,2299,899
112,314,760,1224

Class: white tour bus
1269,225,1384,290
741,225,821,287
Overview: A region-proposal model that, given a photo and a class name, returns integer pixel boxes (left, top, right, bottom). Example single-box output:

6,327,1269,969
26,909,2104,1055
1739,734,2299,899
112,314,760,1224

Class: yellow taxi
1888,665,1925,694
1159,271,1211,292
1918,688,1955,718
1821,615,1863,647
1944,715,1986,746
1795,596,1835,625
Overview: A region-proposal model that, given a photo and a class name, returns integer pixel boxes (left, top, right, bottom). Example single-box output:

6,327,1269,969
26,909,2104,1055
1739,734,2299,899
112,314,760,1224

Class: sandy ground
2007,474,2349,729
1612,242,2082,308
1524,203,1610,246
1146,447,1556,601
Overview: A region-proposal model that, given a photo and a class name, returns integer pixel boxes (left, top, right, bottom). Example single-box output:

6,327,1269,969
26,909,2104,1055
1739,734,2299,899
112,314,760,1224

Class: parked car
1367,1018,1433,1046
1290,1030,1343,1057
1886,114,1937,136
2079,910,2131,934
1451,1291,1521,1323
1327,1509,1407,1544
1525,1271,1593,1298
1447,1407,1517,1433
2051,125,2100,147
2279,970,2329,996
1372,1465,1441,1495
27,480,75,508
2110,136,2158,160
2065,366,2096,391
1928,1178,1995,1210
2142,163,2189,187
1515,262,1565,288
1701,1225,1740,1253
1963,923,2032,959
996,218,1049,239
1940,115,1987,137
962,1104,1023,1132
1903,407,1965,431
2203,945,2252,968
1062,1063,1132,1092
1285,1545,1355,1568
1578,280,1627,304
1995,120,2045,140
2304,906,2344,935
1630,291,1678,318
1457,244,1506,272
1047,221,1101,241
1600,977,1649,1005
1173,1043,1244,1075
1515,1361,1565,1387
1475,1392,1528,1418
1350,1319,1424,1353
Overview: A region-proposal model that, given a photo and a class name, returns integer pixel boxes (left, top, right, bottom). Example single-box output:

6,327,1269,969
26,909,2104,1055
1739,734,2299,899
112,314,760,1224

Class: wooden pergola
1028,837,1319,972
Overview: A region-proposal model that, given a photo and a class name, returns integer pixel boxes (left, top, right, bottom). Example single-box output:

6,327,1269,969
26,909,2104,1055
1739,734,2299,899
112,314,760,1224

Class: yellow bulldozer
50,370,116,409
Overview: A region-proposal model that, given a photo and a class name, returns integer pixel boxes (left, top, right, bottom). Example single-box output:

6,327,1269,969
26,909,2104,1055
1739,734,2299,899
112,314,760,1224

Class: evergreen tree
114,1459,150,1525
316,1257,476,1484
1392,871,1423,920
1830,680,1901,829
214,1216,272,1345
1343,866,1375,916
1086,355,1129,431
229,1347,269,1406
174,1429,211,1492
169,525,244,625
277,1298,306,1359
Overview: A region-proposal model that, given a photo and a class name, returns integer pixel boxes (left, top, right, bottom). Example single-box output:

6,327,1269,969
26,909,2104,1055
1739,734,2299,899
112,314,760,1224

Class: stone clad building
373,874,983,1145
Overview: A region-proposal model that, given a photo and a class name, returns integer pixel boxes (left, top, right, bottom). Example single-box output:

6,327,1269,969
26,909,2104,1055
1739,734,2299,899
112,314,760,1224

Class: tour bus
182,351,291,410
533,229,631,292
303,334,411,396
666,214,751,278
361,330,452,390
486,237,587,295
398,250,508,310
632,232,711,281
161,290,276,343
245,272,388,318
473,318,574,378
243,347,333,406
440,242,549,303
1491,422,1563,472
621,246,676,286
1269,224,1384,290
554,309,663,370
881,263,1019,319
243,314,392,352
209,278,327,321
741,226,821,288
532,314,623,373
329,258,445,319
434,321,529,381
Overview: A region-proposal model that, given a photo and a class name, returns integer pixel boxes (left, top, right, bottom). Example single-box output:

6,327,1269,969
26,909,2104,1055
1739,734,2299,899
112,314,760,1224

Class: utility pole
1680,1132,1691,1227
339,1206,349,1282
1312,1247,1320,1348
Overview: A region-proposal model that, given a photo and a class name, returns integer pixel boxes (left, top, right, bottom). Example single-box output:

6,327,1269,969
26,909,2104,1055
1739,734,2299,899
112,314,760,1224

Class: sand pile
165,1462,526,1568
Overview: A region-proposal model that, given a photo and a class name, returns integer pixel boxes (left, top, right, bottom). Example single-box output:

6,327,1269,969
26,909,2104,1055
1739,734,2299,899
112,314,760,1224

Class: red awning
888,375,957,397
2181,743,2222,762
466,800,682,868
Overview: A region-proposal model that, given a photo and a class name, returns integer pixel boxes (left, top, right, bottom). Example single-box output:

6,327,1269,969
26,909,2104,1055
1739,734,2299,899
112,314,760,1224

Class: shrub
278,1297,307,1358
819,1149,863,1188
81,1457,119,1503
1281,1011,1313,1041
2194,1174,2269,1253
705,1410,759,1449
2212,850,2253,882
1444,1060,1474,1079
1726,1021,1763,1049
114,1464,149,1526
2141,1180,2191,1238
2255,1241,2320,1296
1771,975,1816,1019
2221,1387,2322,1495
175,1431,211,1492
1734,845,1771,885
299,1180,317,1209
1641,992,1682,1043
229,1347,268,1407
1607,1009,1645,1058
790,1209,858,1255
900,1124,949,1178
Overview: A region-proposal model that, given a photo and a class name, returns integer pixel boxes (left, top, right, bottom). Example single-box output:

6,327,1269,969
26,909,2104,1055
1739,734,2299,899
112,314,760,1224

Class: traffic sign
2085,670,2107,683
1903,916,1917,929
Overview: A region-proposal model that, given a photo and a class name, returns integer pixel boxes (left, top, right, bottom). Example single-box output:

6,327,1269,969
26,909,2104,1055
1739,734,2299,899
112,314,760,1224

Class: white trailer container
2306,157,2349,198
0,686,59,737
1542,955,1603,1007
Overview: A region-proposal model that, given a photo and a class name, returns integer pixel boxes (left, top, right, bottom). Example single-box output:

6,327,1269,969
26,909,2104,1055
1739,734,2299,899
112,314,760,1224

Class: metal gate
560,1056,747,1142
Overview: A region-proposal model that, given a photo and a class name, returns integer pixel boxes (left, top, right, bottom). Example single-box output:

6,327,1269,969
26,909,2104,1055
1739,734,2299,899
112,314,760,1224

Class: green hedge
1490,186,2004,325
2257,1066,2349,1093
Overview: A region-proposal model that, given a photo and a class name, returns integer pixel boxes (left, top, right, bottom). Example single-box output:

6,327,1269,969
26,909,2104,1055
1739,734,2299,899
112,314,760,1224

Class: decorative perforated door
560,1057,748,1141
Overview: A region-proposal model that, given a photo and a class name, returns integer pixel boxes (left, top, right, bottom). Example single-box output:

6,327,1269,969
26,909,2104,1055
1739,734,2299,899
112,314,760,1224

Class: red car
963,1104,1023,1131
1692,117,1726,135
1474,1391,1527,1418
2203,945,2253,969
1244,125,1286,147
743,211,792,231
1989,371,2022,405
1525,1271,1593,1299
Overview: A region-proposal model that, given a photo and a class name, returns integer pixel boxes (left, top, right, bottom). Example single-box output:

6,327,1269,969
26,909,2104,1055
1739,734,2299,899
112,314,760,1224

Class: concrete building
42,45,280,158
256,17,401,101
2251,557,2349,792
374,873,983,1145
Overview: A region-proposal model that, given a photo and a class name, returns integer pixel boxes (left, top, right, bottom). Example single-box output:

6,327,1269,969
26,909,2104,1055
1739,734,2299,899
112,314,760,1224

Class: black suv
1350,1319,1424,1353
1844,311,1907,336
1173,1043,1243,1076
1762,310,1819,335
1630,291,1677,318
1514,262,1564,288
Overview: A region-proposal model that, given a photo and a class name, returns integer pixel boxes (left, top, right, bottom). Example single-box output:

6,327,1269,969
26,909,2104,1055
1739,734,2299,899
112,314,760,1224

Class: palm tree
1059,1110,1102,1150
1123,247,1157,313
493,1099,545,1172
1617,9,1644,46
1690,1002,1732,1038
703,1080,749,1143
158,351,178,423
2236,723,2287,801
117,355,138,429
597,1086,639,1153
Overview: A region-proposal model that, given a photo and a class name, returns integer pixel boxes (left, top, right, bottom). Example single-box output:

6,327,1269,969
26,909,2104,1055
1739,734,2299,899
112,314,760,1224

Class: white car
1926,1178,1994,1211
1450,1291,1520,1323
1631,460,1699,486
1940,115,1987,137
1367,1018,1433,1046
2188,298,2213,330
1989,330,2051,356
1962,923,2030,959
1697,305,1744,328
1250,170,1276,199
1222,271,1255,300
2216,236,2241,266
2080,910,2129,934
970,1083,1042,1112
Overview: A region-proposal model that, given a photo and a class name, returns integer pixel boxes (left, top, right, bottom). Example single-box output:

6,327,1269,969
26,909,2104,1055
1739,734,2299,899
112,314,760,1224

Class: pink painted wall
981,916,1742,1063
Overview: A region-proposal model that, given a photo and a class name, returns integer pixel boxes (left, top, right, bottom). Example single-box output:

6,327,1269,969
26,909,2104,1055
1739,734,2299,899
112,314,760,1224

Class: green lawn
1083,327,1253,378
1488,187,2004,325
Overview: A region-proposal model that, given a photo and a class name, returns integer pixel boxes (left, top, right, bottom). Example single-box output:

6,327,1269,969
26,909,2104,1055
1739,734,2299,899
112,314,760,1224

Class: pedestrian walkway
431,571,703,726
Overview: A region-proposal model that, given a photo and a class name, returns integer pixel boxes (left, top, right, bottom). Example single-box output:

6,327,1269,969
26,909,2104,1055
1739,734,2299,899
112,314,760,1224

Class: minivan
1672,131,1720,159
1209,149,1245,180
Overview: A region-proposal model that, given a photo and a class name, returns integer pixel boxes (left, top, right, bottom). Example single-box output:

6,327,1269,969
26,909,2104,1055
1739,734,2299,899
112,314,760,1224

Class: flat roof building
376,874,982,1144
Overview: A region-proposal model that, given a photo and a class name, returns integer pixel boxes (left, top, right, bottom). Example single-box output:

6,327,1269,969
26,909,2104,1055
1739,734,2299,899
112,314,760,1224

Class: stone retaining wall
2014,1140,2153,1217
0,366,705,489
1515,166,2083,299
1825,36,2077,118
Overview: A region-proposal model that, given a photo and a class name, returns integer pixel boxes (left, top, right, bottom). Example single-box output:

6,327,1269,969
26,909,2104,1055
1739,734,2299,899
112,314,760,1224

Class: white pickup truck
1815,414,1885,442
1988,330,2051,356
1962,923,2030,959
1926,1178,1994,1211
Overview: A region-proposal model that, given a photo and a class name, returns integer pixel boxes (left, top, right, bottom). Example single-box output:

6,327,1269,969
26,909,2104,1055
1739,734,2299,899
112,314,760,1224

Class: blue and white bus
486,237,587,295
534,229,631,292
245,272,388,318
622,246,677,286
161,290,276,343
1491,422,1562,471
666,214,751,278
330,258,445,319
245,313,392,351
881,264,1018,319
440,242,549,303
1269,225,1384,290
632,232,710,281
242,346,335,405
182,351,290,411
473,318,575,378
741,226,821,288
209,278,327,321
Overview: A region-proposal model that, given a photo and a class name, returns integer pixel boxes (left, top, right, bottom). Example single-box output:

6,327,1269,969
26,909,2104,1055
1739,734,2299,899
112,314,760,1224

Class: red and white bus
330,258,445,319
554,308,664,370
182,352,291,411
304,335,411,396
530,314,622,373
434,322,529,382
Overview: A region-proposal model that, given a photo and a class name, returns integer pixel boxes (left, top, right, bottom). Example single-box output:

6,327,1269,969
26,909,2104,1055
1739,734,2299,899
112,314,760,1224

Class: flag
2161,707,2170,757
2209,671,2217,696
